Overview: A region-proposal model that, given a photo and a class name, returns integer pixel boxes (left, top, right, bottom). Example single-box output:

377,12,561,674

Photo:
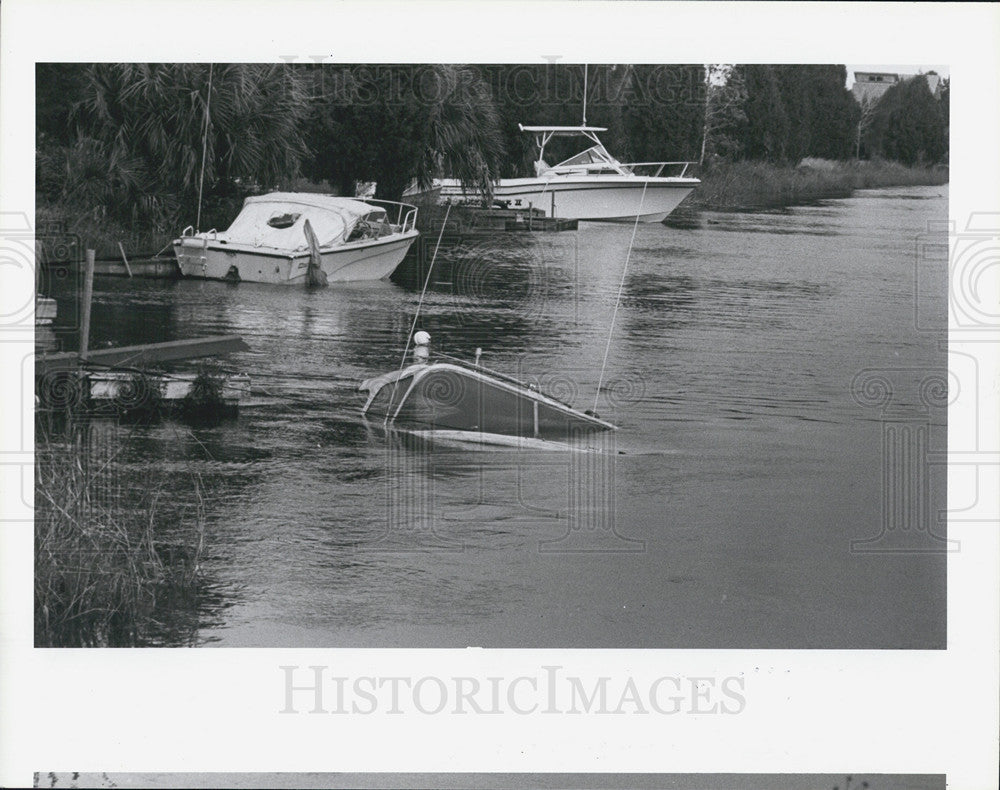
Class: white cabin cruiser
437,125,699,223
174,192,419,284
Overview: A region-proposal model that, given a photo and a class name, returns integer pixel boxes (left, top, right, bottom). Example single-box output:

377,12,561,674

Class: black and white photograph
29,58,952,649
1,1,997,788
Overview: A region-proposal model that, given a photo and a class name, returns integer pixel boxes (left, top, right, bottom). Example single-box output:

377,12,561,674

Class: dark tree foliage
304,65,507,202
36,63,310,228
804,66,859,159
866,76,946,165
733,64,860,163
36,64,89,145
938,78,950,161
734,65,790,161
773,65,859,160
772,66,812,161
77,64,309,208
620,65,706,163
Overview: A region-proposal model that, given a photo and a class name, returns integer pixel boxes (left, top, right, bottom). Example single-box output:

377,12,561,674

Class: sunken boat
360,337,615,446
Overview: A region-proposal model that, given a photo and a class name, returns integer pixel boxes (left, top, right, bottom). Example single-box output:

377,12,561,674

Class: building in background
852,71,943,103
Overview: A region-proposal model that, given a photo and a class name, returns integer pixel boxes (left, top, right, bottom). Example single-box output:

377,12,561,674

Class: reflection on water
40,185,948,648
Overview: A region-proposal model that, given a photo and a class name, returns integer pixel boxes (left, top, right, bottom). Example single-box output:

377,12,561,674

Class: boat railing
542,160,697,179
179,226,219,240
362,198,419,234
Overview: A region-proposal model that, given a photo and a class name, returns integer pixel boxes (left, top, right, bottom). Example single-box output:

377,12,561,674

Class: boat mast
582,63,588,126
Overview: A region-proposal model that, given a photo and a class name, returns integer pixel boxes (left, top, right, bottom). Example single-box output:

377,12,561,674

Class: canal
40,185,948,648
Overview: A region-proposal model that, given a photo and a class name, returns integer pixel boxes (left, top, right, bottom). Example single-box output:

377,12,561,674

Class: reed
687,158,949,211
34,418,206,647
35,204,176,263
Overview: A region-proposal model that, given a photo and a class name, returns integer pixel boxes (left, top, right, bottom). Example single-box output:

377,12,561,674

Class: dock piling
80,249,95,362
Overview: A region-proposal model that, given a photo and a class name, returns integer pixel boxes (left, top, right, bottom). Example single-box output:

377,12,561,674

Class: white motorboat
173,192,419,284
436,125,700,223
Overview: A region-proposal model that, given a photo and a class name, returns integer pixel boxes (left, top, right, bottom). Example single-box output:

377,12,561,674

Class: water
42,185,948,648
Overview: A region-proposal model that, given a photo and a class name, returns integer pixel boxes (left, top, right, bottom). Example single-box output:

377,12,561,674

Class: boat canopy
222,193,387,250
518,125,609,135
518,124,626,172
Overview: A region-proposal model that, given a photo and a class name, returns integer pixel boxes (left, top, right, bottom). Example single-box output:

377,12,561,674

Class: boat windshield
346,210,393,242
550,145,630,175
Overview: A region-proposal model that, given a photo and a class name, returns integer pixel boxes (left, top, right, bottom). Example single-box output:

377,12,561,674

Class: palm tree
306,65,507,203
417,65,507,200
76,63,310,222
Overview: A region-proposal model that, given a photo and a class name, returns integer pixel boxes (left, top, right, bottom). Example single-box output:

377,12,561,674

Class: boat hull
173,231,418,284
363,363,614,442
438,177,697,223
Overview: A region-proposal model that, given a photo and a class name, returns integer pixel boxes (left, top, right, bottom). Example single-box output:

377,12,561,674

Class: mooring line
195,63,214,233
594,179,648,413
383,202,453,427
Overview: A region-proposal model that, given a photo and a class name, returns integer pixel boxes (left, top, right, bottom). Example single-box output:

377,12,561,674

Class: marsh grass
35,204,176,263
180,367,228,425
34,417,206,647
687,158,949,211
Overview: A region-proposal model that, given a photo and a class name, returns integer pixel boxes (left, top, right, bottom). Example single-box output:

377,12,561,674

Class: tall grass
686,158,949,211
35,417,206,647
35,204,176,263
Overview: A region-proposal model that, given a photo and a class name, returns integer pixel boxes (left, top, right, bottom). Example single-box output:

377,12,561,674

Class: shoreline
683,158,948,212
34,159,949,263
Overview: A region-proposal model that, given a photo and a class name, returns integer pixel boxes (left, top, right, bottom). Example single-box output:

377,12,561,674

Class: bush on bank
685,157,948,211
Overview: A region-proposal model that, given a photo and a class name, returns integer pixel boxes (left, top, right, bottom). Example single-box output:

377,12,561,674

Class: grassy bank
685,158,949,211
35,418,206,647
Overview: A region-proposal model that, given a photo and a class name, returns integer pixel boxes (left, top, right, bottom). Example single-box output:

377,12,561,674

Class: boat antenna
582,63,588,126
594,180,648,413
195,63,214,233
383,202,453,427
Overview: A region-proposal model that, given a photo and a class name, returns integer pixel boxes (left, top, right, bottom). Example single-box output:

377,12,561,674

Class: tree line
36,63,948,231
704,64,948,166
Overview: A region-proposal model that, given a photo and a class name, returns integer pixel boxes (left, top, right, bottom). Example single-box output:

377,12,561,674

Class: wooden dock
35,251,252,418
36,336,250,376
402,205,579,268
56,256,180,279
424,205,578,233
